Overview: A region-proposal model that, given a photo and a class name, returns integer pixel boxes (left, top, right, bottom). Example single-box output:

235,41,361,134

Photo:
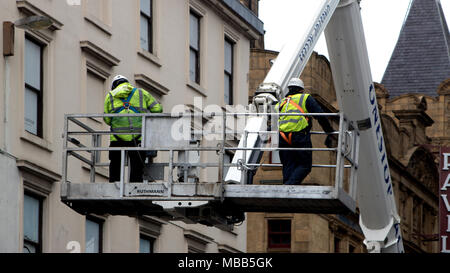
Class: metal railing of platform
61,111,359,203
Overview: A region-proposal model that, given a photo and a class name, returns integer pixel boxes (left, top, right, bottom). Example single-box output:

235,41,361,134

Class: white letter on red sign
442,173,450,191
442,236,450,253
443,153,450,171
442,195,450,212
448,215,450,233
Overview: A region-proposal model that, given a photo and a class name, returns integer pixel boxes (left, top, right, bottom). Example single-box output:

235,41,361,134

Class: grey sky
259,0,450,82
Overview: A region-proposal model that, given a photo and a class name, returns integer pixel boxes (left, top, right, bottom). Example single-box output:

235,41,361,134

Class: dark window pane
190,14,199,50
23,195,40,243
190,49,198,83
281,220,290,230
140,15,149,51
334,237,341,253
140,0,151,17
224,73,231,104
349,244,356,253
24,87,38,135
268,220,291,249
25,39,41,90
85,219,101,253
224,39,233,105
139,236,154,253
224,40,233,73
281,234,291,244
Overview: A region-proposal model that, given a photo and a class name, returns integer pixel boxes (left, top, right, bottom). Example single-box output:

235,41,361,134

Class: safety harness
279,95,309,146
110,88,142,141
114,88,139,113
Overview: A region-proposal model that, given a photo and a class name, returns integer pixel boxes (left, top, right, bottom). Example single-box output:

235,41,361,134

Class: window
140,0,153,53
224,38,234,105
189,11,201,84
139,235,155,253
349,244,356,253
24,36,43,137
139,216,162,253
267,220,291,249
23,193,43,253
85,217,103,253
85,71,106,162
334,237,342,253
86,72,106,115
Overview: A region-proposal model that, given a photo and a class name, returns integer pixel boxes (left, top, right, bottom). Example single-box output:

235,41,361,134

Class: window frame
139,234,155,253
23,192,43,253
189,10,201,84
24,35,44,138
85,216,104,253
140,0,153,53
224,37,234,105
334,236,342,253
267,219,292,250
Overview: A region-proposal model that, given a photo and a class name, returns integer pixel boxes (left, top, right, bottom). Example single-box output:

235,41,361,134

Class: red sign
440,147,450,253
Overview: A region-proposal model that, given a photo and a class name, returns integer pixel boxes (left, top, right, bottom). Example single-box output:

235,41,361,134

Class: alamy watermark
168,97,279,145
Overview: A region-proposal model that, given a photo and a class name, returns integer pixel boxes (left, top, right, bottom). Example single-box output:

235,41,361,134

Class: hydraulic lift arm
325,0,403,253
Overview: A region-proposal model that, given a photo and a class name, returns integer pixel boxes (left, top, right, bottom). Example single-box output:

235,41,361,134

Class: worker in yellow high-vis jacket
104,75,163,183
275,78,334,185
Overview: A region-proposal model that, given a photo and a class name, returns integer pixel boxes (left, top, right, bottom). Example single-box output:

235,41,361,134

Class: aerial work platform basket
61,111,359,229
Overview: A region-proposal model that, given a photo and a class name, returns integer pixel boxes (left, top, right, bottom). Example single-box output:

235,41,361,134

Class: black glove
325,134,334,148
146,150,158,158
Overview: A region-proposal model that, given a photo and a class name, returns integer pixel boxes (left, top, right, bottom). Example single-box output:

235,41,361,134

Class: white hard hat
288,78,305,89
111,75,129,89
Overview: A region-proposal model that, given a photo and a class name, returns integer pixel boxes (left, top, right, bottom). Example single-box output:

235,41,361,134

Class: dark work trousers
109,140,145,183
279,131,312,185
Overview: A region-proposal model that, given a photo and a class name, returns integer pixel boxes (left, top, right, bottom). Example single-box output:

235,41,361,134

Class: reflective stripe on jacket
104,82,163,141
276,93,310,133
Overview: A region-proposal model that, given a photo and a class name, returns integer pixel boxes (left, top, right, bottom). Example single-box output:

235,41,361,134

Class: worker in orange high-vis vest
275,78,334,185
104,75,163,183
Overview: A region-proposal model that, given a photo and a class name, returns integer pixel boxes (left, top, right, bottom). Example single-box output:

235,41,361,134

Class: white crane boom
243,0,404,253
256,0,339,98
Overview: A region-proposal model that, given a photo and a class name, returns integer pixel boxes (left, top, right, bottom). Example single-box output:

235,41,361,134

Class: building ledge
204,0,264,39
20,131,53,153
187,81,207,97
184,229,214,245
17,159,61,183
217,243,242,253
80,40,120,67
84,14,112,36
137,50,162,67
134,74,169,96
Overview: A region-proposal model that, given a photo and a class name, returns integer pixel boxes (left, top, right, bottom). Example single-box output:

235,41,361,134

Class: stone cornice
134,74,169,96
80,40,120,67
17,159,61,183
393,109,434,127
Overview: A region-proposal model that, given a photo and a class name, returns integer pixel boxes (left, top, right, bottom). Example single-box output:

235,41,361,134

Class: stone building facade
0,0,263,253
